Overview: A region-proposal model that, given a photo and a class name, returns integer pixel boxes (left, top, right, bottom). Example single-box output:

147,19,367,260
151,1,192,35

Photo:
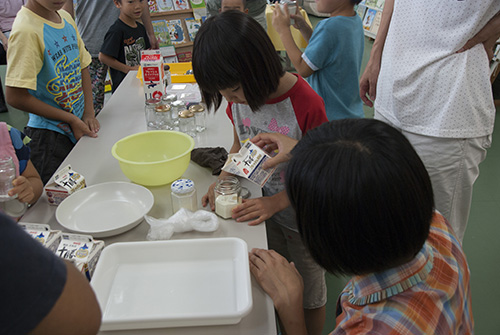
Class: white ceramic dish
55,182,154,238
91,237,253,331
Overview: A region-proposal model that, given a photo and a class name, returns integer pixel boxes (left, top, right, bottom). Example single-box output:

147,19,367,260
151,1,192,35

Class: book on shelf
362,8,377,30
156,0,175,12
161,45,178,63
356,4,367,20
189,0,206,9
184,18,201,42
365,0,377,7
148,0,158,12
152,20,173,47
173,0,190,10
177,50,192,62
375,0,385,10
369,10,382,35
166,19,188,44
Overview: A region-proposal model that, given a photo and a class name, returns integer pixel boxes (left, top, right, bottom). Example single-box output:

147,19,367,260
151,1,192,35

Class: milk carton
141,49,165,100
45,165,86,205
19,223,62,253
222,141,277,187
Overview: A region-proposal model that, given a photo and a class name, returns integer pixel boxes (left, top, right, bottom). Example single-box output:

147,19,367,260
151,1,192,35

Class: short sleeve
101,25,123,59
303,19,338,71
8,125,31,174
0,214,67,334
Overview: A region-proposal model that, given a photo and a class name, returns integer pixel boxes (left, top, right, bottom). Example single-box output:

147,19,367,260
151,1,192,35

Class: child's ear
113,0,121,9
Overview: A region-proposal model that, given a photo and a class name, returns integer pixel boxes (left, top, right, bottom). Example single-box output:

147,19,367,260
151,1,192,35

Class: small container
189,104,206,132
280,0,297,25
170,100,186,126
178,110,196,137
145,98,161,130
214,176,241,219
171,179,197,213
155,103,172,130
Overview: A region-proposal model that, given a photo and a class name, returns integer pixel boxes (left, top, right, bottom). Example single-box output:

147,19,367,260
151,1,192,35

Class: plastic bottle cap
171,179,195,194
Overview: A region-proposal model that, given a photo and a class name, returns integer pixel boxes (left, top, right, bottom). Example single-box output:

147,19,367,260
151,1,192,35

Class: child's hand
9,176,35,204
83,115,100,134
291,9,307,30
201,181,217,211
69,117,98,141
272,4,291,34
231,197,280,226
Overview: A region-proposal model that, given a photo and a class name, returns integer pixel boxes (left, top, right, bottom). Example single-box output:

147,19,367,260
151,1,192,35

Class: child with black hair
99,0,151,93
272,0,364,121
249,119,473,334
192,11,328,335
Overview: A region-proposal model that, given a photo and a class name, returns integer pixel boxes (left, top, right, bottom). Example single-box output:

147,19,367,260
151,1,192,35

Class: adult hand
359,61,381,107
457,11,500,60
201,181,217,211
231,197,278,225
249,248,306,333
272,4,291,34
9,176,35,204
251,133,297,169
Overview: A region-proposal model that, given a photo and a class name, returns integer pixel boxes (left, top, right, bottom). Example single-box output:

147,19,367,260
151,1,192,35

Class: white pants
375,113,491,242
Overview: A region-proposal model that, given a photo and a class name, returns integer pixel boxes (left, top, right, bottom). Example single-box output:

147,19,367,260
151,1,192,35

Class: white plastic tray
91,237,253,331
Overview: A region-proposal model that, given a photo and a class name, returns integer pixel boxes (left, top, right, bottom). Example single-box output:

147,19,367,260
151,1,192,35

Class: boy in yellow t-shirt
5,0,99,185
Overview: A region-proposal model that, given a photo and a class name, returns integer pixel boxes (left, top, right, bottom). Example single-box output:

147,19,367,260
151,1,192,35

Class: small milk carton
141,49,165,100
55,233,105,280
222,141,277,187
45,165,86,205
19,222,62,253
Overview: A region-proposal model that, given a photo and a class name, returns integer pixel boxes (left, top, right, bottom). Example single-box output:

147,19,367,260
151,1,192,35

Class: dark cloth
191,147,228,175
24,127,75,185
0,77,7,113
0,213,67,334
100,19,150,92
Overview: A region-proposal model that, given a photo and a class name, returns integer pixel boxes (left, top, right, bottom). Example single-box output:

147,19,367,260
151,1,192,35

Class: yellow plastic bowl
111,131,195,186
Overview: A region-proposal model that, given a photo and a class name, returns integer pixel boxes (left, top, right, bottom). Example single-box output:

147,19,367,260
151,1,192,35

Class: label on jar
222,141,277,187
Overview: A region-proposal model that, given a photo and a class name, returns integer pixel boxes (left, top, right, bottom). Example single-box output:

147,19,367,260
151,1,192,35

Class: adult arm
359,0,394,107
5,86,97,141
30,260,102,335
272,5,314,77
251,132,298,169
249,248,308,335
141,1,159,49
457,10,500,59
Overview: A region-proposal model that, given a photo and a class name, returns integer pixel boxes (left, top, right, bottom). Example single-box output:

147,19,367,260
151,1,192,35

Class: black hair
285,119,434,276
192,11,285,111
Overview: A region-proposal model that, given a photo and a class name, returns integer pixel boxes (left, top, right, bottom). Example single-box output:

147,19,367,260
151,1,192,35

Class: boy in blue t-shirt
272,0,364,120
5,0,100,185
99,0,151,93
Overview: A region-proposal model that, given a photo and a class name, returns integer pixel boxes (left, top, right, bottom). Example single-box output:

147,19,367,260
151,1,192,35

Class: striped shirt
332,212,473,334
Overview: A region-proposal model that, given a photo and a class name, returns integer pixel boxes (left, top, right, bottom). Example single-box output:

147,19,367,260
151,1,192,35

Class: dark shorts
24,127,74,185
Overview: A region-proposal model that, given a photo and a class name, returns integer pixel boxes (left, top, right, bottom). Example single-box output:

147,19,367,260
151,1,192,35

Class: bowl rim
111,130,195,165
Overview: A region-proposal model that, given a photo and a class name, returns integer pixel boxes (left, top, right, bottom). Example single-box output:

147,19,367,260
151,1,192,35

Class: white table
21,72,277,335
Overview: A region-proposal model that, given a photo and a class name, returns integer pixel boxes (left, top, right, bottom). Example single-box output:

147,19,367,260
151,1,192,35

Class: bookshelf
356,0,384,39
148,0,207,62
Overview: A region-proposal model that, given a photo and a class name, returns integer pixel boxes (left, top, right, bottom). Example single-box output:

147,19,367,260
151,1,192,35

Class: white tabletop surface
21,72,277,335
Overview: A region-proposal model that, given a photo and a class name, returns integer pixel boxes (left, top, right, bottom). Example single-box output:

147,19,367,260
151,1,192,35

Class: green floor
1,19,499,334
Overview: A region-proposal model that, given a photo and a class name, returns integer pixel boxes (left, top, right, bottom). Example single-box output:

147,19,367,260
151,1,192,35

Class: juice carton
45,165,86,205
141,49,165,100
222,141,277,187
55,233,105,280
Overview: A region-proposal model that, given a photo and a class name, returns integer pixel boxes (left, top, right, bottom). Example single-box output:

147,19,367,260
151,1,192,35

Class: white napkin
144,208,219,240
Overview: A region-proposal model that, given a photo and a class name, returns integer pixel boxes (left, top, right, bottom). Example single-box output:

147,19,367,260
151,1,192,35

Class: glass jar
155,103,172,130
162,93,177,104
189,104,206,132
214,176,241,219
0,156,27,219
164,64,171,87
178,110,196,137
170,100,186,126
171,179,197,213
145,98,161,130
